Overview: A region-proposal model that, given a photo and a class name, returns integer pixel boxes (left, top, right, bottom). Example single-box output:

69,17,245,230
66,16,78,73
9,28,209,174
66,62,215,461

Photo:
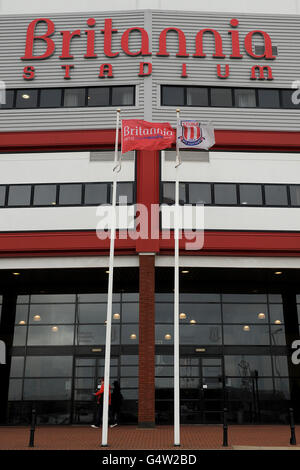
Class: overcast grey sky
0,0,300,15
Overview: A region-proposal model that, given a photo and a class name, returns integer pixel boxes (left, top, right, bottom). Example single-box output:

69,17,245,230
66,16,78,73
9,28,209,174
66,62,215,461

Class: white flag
177,120,215,150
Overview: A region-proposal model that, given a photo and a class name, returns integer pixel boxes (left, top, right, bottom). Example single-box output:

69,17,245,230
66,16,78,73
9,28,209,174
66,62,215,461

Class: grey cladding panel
0,10,299,131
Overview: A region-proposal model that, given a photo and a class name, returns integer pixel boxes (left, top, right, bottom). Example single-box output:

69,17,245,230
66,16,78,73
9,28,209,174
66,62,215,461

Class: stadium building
0,3,300,428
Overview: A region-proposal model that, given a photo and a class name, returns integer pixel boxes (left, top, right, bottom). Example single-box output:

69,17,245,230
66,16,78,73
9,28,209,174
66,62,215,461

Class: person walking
91,378,111,428
110,380,123,428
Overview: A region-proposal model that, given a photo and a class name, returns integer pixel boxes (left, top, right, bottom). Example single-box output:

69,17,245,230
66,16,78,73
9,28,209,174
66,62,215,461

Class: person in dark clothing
91,378,111,428
110,380,123,428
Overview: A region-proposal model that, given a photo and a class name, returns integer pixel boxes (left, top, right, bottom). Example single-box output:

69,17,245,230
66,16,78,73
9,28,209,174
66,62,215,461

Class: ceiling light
22,94,30,99
113,313,120,320
179,313,186,319
190,319,197,324
274,271,282,275
51,326,59,332
18,320,26,325
13,272,20,276
243,325,250,331
164,334,172,340
33,315,41,322
106,270,110,274
181,270,189,274
274,320,282,325
130,333,137,340
258,313,266,319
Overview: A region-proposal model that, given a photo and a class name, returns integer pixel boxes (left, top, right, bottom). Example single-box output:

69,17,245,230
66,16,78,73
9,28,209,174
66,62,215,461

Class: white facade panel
0,151,135,184
0,206,135,231
162,151,300,184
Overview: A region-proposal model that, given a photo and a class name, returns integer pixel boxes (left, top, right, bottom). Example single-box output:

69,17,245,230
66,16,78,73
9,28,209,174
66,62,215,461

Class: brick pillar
138,253,155,427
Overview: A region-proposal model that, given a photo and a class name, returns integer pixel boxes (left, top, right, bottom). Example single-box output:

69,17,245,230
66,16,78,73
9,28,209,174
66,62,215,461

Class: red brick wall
138,254,155,426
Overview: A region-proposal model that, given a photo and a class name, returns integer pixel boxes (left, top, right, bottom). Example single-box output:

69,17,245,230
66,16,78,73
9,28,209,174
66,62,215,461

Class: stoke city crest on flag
177,120,215,150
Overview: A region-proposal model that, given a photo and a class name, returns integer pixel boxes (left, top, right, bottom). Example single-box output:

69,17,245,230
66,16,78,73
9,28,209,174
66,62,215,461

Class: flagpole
101,108,120,447
174,108,181,447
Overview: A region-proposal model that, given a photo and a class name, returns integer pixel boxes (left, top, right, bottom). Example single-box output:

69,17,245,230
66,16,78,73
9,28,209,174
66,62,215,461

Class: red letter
228,19,243,59
23,66,35,80
157,28,189,57
61,64,74,79
181,63,188,78
99,64,113,78
194,29,225,58
121,28,151,56
60,30,81,59
138,62,152,76
85,18,97,58
217,64,230,79
21,18,55,60
250,65,273,80
101,19,119,58
245,31,276,59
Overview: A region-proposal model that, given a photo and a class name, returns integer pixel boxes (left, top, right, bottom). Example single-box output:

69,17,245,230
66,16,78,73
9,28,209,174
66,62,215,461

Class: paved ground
0,425,299,450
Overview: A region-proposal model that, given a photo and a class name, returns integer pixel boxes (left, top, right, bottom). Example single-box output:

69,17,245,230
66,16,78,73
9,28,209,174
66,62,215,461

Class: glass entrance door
72,356,118,424
180,356,224,424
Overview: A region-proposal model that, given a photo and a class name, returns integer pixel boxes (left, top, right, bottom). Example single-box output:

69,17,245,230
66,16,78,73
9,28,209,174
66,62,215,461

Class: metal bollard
289,408,297,445
223,407,228,447
28,408,36,448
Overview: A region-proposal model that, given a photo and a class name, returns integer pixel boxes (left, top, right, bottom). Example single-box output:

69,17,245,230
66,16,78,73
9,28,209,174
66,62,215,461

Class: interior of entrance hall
0,266,299,426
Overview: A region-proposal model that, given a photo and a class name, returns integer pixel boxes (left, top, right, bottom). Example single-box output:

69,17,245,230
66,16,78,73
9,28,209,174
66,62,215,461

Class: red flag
121,119,175,153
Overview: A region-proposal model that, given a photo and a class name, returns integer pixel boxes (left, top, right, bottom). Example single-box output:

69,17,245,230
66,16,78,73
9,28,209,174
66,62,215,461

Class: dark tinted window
186,88,208,106
162,183,186,205
0,89,14,109
281,89,300,109
64,88,86,107
40,89,62,108
33,185,57,206
210,88,232,107
239,184,263,205
59,184,82,205
8,185,32,206
0,186,6,206
84,183,108,204
111,87,134,106
290,185,300,206
116,183,134,205
264,185,288,206
234,89,256,108
189,183,211,204
162,86,184,106
16,90,38,108
214,184,237,205
87,87,110,106
258,89,280,108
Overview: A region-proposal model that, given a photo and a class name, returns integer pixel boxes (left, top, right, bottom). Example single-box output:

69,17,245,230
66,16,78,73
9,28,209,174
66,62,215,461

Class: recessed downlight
258,313,266,320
